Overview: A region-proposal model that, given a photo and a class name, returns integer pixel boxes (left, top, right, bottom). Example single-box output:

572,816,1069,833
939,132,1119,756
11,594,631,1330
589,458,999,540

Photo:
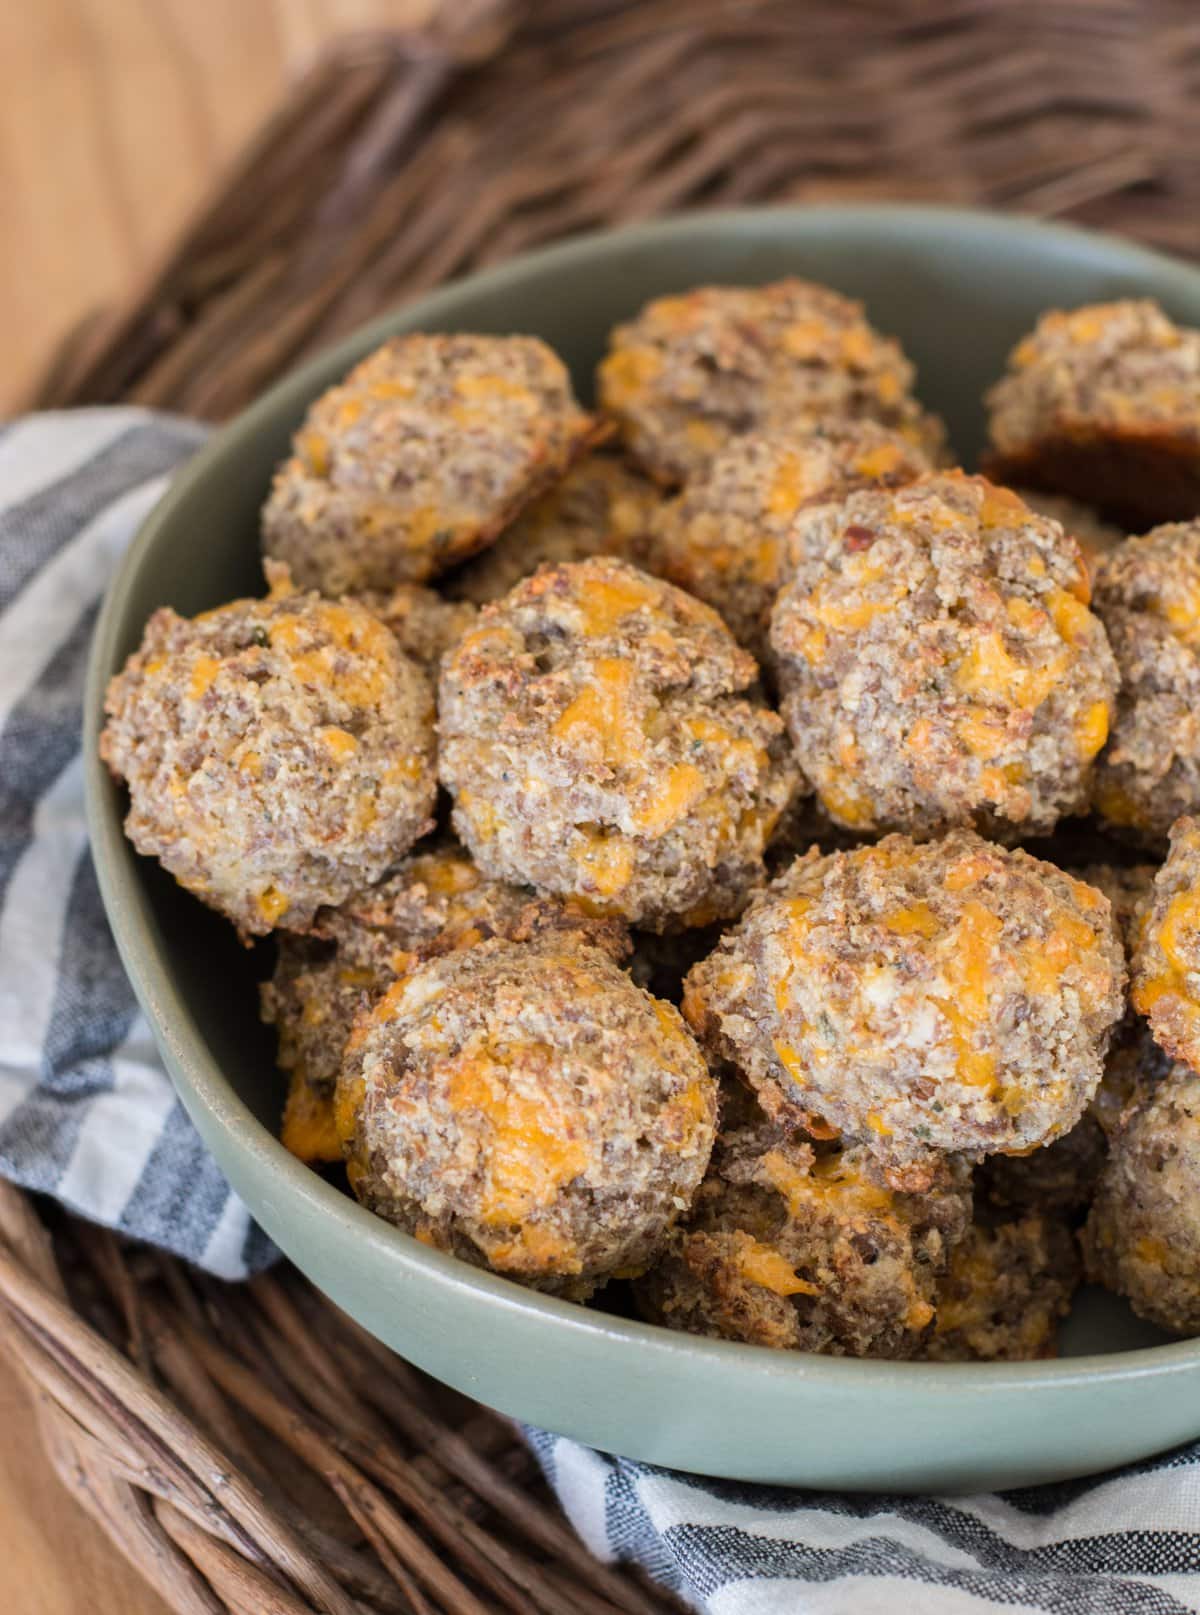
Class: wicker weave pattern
30,0,1200,422
9,3,1200,1610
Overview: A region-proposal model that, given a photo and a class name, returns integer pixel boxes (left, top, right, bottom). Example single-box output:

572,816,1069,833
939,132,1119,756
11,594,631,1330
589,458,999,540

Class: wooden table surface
1,4,428,1611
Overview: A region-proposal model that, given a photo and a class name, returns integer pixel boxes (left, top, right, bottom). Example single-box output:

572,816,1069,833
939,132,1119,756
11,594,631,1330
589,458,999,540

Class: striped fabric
0,409,273,1279
7,407,1200,1610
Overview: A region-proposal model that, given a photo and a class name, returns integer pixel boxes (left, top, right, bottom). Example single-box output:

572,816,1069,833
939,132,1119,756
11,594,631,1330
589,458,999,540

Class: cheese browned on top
770,472,1119,840
336,937,717,1297
598,279,945,485
262,333,601,594
682,831,1126,1167
99,579,437,938
438,556,799,931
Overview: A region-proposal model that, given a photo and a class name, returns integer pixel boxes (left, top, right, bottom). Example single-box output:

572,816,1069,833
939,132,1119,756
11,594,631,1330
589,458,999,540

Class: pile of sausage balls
102,286,1200,1358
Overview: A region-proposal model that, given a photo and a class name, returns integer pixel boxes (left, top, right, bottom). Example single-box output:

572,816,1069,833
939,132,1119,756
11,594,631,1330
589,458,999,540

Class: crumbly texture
682,831,1126,1168
770,473,1119,839
1092,523,1200,841
262,334,599,593
337,938,717,1296
438,557,799,930
1015,488,1126,571
1132,816,1200,1073
446,455,664,604
986,301,1200,529
262,841,630,1163
1083,1064,1200,1333
634,1121,972,1358
99,584,437,937
354,583,476,673
921,1215,1081,1361
979,1113,1107,1217
598,280,945,486
654,423,929,660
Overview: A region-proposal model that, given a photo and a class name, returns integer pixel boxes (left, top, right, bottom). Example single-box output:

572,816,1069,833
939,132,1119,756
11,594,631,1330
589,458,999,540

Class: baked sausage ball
682,832,1126,1168
438,558,799,930
598,280,945,486
446,454,663,605
1092,522,1200,841
100,584,436,938
262,841,629,1163
634,1120,972,1358
921,1215,1081,1361
654,422,929,660
1132,816,1200,1072
770,473,1119,839
262,334,599,594
985,301,1200,530
1083,1065,1200,1333
336,938,718,1296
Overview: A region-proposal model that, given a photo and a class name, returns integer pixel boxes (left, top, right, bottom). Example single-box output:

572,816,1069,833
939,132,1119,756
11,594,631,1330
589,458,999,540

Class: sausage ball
1083,1065,1200,1333
262,841,629,1163
682,832,1126,1168
598,280,945,486
922,1216,1081,1361
336,938,718,1296
1092,522,1200,841
438,558,799,930
634,1120,972,1358
985,301,1200,530
262,334,599,594
1132,816,1200,1072
770,473,1119,839
99,584,436,938
446,454,663,605
654,422,929,661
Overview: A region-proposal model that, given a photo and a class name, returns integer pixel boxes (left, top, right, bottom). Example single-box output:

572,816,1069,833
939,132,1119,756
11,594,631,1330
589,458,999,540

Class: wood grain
0,8,429,1609
0,0,432,414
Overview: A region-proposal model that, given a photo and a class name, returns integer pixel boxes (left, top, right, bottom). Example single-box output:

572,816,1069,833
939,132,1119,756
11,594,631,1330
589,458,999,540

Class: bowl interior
85,207,1200,1488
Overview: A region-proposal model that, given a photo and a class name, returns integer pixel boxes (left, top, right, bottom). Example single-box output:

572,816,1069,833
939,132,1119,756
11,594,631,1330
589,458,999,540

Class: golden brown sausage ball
921,1216,1081,1361
770,473,1119,839
262,334,599,593
1092,523,1200,841
262,840,629,1163
654,422,929,660
598,280,945,486
1083,1064,1200,1334
682,832,1126,1168
447,454,664,605
100,583,436,938
438,558,799,930
634,1120,972,1358
1132,816,1200,1072
336,938,717,1297
985,301,1200,530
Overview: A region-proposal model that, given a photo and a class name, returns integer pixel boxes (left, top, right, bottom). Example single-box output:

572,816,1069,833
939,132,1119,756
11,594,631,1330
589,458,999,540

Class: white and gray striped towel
6,405,1200,1614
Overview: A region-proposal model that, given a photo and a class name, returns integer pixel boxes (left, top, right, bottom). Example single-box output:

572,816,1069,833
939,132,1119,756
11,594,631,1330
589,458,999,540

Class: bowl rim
84,200,1200,1395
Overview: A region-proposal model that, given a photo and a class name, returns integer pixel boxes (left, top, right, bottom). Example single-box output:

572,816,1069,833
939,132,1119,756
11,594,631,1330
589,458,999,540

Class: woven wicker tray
11,3,1200,1610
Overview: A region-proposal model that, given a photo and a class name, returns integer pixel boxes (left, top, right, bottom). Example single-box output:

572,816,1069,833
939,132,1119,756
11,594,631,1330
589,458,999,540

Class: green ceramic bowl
86,207,1200,1493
